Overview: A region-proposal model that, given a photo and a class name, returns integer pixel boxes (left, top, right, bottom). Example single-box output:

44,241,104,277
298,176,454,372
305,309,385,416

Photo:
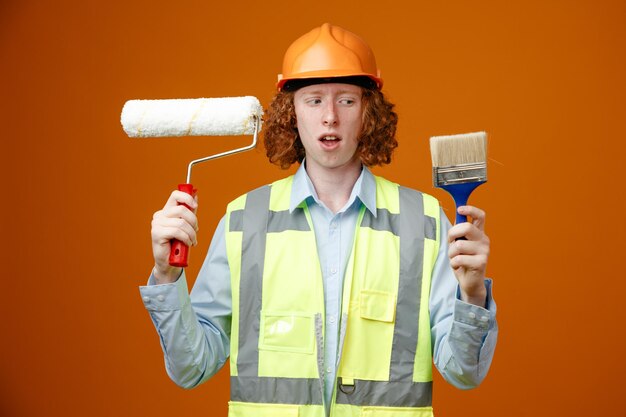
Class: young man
141,23,497,417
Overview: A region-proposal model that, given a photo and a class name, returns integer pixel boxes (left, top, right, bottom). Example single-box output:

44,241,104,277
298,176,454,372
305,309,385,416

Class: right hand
151,190,199,284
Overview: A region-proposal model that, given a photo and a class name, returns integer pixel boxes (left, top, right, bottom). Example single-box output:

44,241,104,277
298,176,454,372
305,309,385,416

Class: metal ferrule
186,115,261,183
432,162,487,187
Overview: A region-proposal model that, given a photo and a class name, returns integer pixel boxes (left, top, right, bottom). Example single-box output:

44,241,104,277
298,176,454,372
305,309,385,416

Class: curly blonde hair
263,87,398,169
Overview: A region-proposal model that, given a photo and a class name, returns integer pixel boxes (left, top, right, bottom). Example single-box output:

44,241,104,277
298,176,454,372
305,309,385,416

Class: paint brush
430,131,488,225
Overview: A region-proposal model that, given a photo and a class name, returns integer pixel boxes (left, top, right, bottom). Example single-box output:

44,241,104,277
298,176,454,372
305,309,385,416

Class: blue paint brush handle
440,181,486,224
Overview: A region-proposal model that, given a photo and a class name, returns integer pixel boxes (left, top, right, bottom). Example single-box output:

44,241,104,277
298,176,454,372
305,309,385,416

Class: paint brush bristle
429,131,488,225
430,131,487,167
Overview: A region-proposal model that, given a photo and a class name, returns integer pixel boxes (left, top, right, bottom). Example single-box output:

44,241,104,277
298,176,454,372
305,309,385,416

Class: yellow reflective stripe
361,406,434,417
412,239,434,382
422,193,439,220
374,175,400,213
229,193,247,211
269,175,293,212
228,401,300,417
226,194,247,377
228,402,326,417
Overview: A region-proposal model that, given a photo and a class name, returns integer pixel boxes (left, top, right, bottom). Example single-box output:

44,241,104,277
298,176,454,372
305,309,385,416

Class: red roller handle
169,183,197,267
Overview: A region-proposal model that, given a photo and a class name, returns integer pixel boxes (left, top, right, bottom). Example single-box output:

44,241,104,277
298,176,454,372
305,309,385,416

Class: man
141,23,497,417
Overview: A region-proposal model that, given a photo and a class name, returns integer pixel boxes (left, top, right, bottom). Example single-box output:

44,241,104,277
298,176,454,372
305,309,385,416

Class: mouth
319,135,341,143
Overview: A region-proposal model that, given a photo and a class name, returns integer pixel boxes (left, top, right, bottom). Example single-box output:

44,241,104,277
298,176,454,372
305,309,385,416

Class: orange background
1,0,625,416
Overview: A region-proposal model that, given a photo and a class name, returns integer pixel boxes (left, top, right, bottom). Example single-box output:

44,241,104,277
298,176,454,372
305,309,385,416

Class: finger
157,205,199,231
448,239,487,258
448,222,489,243
449,253,488,271
159,226,197,247
457,205,486,231
164,190,198,212
154,215,198,233
152,217,198,246
152,206,198,237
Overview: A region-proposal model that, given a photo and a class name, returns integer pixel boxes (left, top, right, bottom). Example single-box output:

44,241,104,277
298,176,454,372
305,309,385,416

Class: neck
306,160,362,213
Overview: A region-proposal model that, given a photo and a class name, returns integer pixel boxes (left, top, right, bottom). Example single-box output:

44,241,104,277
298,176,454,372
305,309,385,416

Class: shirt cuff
453,278,496,330
139,271,190,311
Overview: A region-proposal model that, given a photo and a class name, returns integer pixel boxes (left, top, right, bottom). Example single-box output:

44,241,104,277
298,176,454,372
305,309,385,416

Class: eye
305,98,322,105
339,97,357,105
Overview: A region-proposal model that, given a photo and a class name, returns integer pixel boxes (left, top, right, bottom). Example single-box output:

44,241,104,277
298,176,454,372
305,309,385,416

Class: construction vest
225,175,441,417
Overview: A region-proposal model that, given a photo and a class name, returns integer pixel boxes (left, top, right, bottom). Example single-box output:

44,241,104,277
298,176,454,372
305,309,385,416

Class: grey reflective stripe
314,313,324,388
424,215,437,240
268,208,311,233
237,186,271,376
336,313,349,368
233,208,310,233
335,379,432,407
390,187,425,381
229,209,244,232
360,208,398,235
231,376,323,405
360,204,436,242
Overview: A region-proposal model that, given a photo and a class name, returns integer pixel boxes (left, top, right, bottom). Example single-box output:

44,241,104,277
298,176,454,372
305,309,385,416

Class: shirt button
480,316,489,322
330,268,337,275
329,316,336,324
468,312,476,319
326,367,332,374
142,296,150,303
157,295,165,302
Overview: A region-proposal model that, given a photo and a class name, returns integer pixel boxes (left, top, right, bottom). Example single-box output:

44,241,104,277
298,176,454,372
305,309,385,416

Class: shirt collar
289,160,377,216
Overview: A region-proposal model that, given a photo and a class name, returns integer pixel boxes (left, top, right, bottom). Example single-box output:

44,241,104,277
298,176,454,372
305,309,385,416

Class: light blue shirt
140,164,498,414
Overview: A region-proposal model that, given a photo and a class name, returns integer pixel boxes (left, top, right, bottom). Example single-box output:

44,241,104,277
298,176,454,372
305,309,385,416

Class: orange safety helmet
277,23,383,91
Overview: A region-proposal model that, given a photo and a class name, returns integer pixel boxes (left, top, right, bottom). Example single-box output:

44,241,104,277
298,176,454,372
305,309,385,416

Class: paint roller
121,96,263,267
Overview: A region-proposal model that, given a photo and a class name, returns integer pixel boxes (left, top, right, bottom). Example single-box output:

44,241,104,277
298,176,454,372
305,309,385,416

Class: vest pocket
228,401,299,417
259,311,315,354
360,290,396,322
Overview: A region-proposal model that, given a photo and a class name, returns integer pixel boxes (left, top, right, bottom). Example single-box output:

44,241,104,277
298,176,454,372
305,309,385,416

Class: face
293,83,363,176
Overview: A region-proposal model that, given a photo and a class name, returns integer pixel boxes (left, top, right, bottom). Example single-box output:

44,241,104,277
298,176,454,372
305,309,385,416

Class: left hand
447,205,490,307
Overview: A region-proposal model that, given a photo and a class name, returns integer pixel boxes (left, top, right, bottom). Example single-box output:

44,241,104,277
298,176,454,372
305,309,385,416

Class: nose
323,101,337,126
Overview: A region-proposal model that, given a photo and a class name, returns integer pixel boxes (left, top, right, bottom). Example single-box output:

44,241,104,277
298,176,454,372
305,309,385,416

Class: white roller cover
121,96,263,138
